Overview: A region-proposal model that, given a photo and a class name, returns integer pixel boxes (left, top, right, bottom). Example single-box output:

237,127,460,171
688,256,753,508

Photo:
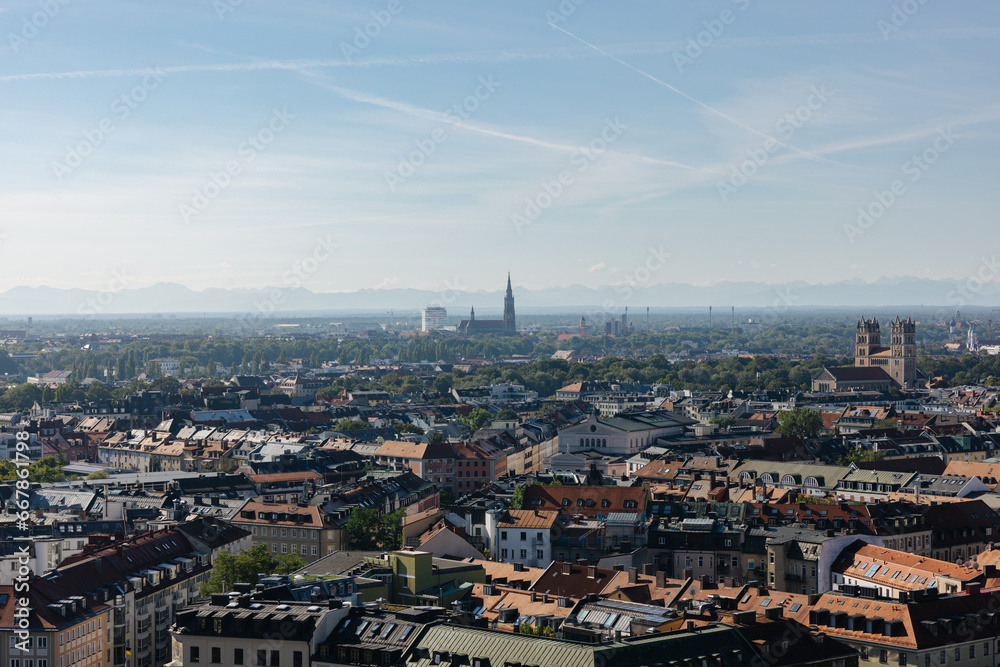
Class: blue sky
2,0,998,296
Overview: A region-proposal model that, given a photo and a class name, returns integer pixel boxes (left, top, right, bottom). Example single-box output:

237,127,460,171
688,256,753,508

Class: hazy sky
2,1,998,296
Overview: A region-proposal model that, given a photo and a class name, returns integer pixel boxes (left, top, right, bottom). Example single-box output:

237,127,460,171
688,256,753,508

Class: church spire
503,273,515,335
470,305,475,321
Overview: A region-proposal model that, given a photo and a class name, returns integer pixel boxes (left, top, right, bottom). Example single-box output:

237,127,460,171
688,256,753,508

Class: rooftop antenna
709,306,712,329
731,306,735,327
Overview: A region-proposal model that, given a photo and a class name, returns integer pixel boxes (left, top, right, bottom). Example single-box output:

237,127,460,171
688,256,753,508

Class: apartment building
0,579,111,667
233,501,332,561
167,596,346,667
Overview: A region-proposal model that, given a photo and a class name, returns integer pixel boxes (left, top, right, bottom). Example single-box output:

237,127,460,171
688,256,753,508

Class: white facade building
421,306,448,332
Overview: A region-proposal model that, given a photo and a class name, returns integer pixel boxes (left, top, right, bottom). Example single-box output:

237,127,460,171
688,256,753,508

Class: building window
211,648,221,664
520,532,526,541
537,549,544,559
190,647,200,663
880,650,888,664
293,652,302,667
954,649,960,662
769,553,775,564
37,638,47,650
984,643,990,656
520,549,527,559
234,650,244,665
501,531,507,540
898,653,907,667
271,651,279,666
940,651,946,665
257,650,267,666
924,656,931,667
860,647,868,660
969,647,975,660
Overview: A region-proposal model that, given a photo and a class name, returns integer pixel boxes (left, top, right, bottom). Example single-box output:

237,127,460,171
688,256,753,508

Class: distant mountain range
1,277,998,316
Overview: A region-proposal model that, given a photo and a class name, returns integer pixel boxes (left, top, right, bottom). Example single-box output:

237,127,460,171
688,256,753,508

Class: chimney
643,563,655,576
587,565,597,579
700,574,710,589
656,571,667,589
562,562,572,575
530,592,537,602
628,567,638,584
684,568,693,580
542,593,549,604
966,582,983,596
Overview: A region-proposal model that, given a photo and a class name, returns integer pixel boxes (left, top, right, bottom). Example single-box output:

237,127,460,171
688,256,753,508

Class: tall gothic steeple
503,273,516,335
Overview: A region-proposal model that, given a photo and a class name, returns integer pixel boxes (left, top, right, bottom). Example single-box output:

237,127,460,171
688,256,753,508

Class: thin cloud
548,23,853,171
298,71,708,172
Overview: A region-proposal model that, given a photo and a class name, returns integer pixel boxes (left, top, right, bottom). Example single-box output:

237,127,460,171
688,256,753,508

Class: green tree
710,416,736,431
439,487,455,507
775,407,824,438
511,484,526,510
28,456,66,483
462,408,492,431
346,508,381,550
86,470,111,480
200,544,305,596
873,418,899,430
41,385,53,403
85,382,112,401
426,430,447,444
335,419,370,431
496,409,520,422
392,422,425,435
345,508,404,550
0,383,43,410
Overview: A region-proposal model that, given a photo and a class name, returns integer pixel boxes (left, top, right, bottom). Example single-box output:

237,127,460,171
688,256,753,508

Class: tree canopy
200,544,306,596
775,407,824,438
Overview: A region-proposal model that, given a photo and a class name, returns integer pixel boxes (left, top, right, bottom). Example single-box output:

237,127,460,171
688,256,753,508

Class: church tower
503,273,516,335
855,316,881,366
889,316,917,388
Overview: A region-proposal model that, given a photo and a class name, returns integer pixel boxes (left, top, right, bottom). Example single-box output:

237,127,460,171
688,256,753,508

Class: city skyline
2,1,998,295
